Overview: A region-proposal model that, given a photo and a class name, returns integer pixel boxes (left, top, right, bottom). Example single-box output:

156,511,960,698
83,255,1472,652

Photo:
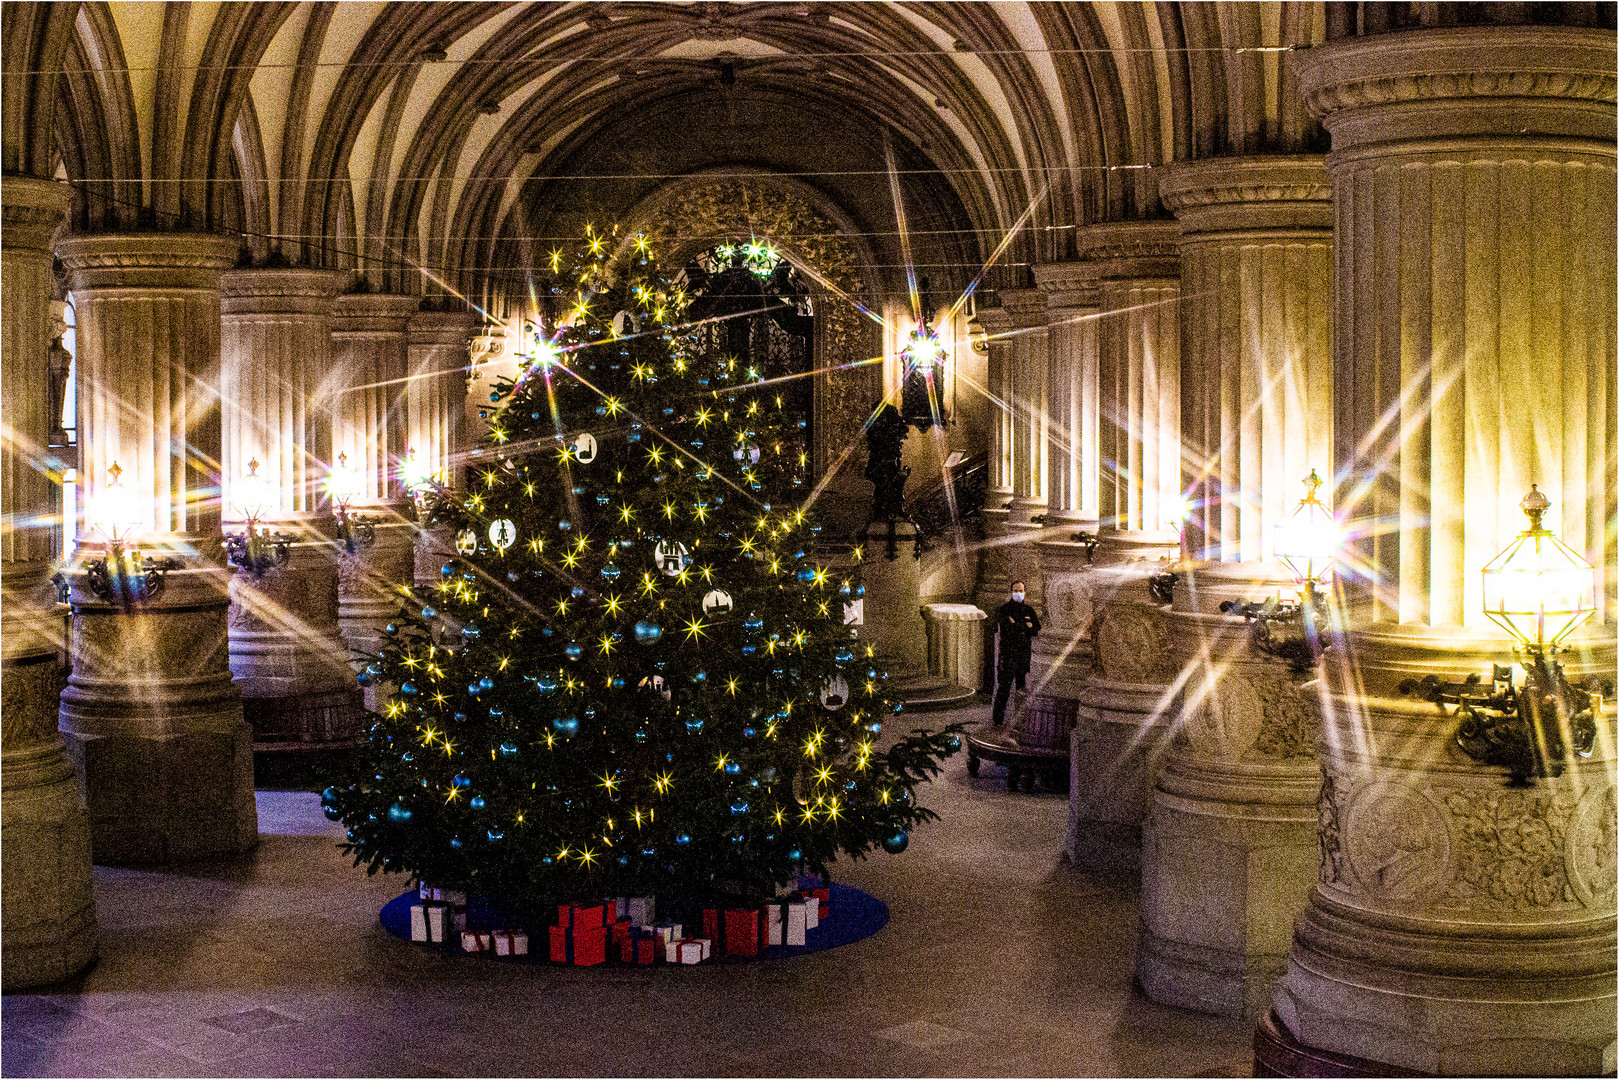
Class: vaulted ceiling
10,2,1342,306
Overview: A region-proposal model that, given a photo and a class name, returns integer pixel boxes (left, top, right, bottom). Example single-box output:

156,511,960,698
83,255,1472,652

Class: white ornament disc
843,599,864,627
820,675,851,711
701,589,734,616
488,518,517,550
654,539,692,576
572,432,598,464
455,528,479,555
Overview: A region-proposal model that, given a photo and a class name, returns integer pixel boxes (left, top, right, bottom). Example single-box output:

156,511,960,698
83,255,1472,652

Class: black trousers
991,664,1027,724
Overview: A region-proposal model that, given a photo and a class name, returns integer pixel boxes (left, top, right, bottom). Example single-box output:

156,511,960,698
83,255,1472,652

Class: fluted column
1000,288,1048,608
1080,222,1182,562
220,268,362,750
332,294,419,658
1261,28,1618,1077
973,304,1014,614
1132,158,1334,1018
407,310,475,586
1030,262,1103,704
2,177,95,988
56,232,258,865
1160,156,1334,569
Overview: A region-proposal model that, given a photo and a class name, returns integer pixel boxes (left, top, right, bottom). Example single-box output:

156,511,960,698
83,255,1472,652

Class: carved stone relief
1318,769,1345,886
1043,575,1092,632
1342,781,1453,900
1441,786,1580,910
1566,784,1618,909
1094,604,1171,683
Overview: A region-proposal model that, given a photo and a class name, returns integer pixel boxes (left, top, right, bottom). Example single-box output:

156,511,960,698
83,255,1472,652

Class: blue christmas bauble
743,614,764,634
730,801,749,815
450,837,462,849
787,848,803,863
466,682,481,696
486,830,503,842
441,563,456,578
452,775,471,788
387,802,413,825
461,624,480,639
796,567,816,583
882,830,910,854
571,586,586,599
421,606,436,618
565,643,583,660
633,621,663,644
601,563,621,581
537,675,558,693
724,762,741,774
478,676,495,691
400,681,417,695
558,520,572,531
320,787,342,821
553,715,579,736
469,796,485,810
499,742,518,756
685,719,704,734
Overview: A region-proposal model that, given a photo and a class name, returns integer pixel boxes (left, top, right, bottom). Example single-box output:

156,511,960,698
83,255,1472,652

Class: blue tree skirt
380,880,888,963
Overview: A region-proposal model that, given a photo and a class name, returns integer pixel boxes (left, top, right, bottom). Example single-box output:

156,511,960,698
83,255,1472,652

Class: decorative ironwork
907,453,987,554
336,508,376,555
224,527,292,577
1401,656,1607,787
1147,571,1178,606
84,545,181,608
1219,590,1322,675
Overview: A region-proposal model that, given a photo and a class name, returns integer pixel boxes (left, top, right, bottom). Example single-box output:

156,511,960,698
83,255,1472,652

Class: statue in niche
865,403,910,523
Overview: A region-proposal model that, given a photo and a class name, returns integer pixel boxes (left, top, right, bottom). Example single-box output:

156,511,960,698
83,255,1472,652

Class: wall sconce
899,324,949,431
224,458,290,576
1403,486,1605,786
400,446,440,512
327,452,374,554
1220,469,1338,674
84,461,179,608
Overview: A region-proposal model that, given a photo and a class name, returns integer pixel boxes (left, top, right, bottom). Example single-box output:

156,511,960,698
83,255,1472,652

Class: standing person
991,580,1041,725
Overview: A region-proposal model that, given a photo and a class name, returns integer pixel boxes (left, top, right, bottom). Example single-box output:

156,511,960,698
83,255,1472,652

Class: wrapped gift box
409,904,429,943
635,936,657,965
626,897,655,927
762,899,809,947
723,909,760,957
676,938,711,965
557,903,605,930
493,930,528,957
806,887,830,921
604,897,627,922
461,930,493,953
550,922,607,966
417,885,468,907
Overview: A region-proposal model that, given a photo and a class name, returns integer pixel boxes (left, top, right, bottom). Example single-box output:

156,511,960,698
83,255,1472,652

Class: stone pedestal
1,176,96,988
337,516,416,674
1137,564,1319,1019
414,519,457,588
921,603,986,691
57,232,258,865
860,522,927,672
220,268,361,749
1069,566,1177,871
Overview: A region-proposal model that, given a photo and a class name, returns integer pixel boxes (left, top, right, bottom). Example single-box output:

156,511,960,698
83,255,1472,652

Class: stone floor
3,699,1254,1077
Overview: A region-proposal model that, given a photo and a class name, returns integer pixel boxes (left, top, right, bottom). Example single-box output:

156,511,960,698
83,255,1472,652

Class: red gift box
636,937,657,965
724,908,759,957
549,922,607,965
558,903,605,930
808,887,830,920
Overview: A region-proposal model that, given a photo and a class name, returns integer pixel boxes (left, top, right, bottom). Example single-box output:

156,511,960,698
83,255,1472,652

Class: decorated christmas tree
325,227,961,919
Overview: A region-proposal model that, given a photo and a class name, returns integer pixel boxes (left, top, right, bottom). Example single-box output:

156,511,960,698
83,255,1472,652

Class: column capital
220,267,344,316
55,233,238,291
1033,261,1100,311
1074,220,1179,282
332,293,419,333
1159,155,1332,235
1,176,71,252
996,287,1047,329
1296,25,1617,148
973,304,1015,336
407,309,478,346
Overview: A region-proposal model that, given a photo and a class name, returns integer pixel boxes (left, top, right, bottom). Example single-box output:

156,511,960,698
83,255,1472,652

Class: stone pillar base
861,521,926,672
2,730,97,990
60,561,258,865
242,689,367,752
1138,768,1317,1017
1070,676,1174,872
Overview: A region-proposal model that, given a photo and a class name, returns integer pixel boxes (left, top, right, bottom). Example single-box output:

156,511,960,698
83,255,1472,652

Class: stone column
1032,262,1103,705
999,288,1048,609
1132,157,1334,1017
973,304,1014,614
1261,28,1618,1076
1,177,96,988
1080,221,1182,562
220,268,362,750
1159,156,1334,568
331,294,419,659
406,310,475,586
56,232,258,865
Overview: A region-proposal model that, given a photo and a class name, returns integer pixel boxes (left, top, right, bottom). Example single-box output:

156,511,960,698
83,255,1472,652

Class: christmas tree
326,227,962,918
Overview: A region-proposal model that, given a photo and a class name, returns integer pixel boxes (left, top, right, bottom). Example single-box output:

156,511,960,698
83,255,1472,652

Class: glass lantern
1273,469,1337,586
1480,486,1597,652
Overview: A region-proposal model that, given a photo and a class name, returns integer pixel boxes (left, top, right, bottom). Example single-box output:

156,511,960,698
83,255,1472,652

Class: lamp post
223,458,290,576
1403,486,1604,786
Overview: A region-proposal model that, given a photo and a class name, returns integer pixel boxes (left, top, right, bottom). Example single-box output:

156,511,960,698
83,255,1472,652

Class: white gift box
604,896,627,921
493,930,528,957
418,885,468,907
677,938,711,964
461,930,491,953
802,898,818,931
766,901,808,946
627,897,655,927
410,904,429,942
427,905,450,944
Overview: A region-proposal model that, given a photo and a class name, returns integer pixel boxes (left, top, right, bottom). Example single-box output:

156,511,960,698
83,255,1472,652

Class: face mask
1011,591,1025,603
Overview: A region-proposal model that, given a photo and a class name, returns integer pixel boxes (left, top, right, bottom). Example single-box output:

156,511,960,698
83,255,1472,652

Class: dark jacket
994,599,1041,673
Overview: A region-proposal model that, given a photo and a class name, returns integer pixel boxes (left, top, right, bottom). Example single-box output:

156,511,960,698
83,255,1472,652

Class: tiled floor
4,700,1254,1077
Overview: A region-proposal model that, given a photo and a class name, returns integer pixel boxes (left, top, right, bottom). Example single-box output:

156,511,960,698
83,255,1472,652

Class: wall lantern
898,324,948,431
1403,487,1605,786
1219,469,1337,673
84,461,178,607
224,457,290,576
328,451,374,554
